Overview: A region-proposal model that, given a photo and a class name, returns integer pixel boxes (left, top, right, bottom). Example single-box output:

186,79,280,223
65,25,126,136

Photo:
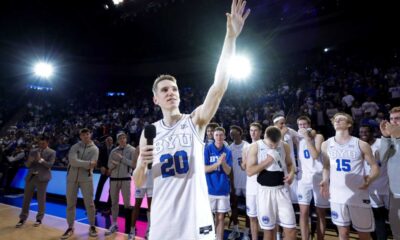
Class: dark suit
19,147,55,221
94,144,114,210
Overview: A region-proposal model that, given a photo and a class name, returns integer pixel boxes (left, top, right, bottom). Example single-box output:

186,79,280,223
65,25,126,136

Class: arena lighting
229,55,252,80
34,62,54,79
112,0,123,5
324,48,329,53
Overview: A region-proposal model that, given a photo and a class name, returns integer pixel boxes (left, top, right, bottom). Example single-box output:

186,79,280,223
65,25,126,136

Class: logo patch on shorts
331,211,339,219
262,216,270,224
199,225,213,235
297,194,303,200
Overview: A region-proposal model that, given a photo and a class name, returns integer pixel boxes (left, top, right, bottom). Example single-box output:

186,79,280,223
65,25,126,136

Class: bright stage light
34,62,54,79
229,56,251,80
113,0,123,5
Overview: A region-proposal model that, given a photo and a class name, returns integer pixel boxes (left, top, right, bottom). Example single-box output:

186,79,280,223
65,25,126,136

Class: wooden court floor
0,203,393,240
0,203,129,240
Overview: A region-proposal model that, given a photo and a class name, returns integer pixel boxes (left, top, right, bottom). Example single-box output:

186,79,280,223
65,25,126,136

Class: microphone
144,124,156,169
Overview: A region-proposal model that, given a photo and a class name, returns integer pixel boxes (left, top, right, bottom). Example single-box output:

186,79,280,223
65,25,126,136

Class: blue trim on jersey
204,143,232,196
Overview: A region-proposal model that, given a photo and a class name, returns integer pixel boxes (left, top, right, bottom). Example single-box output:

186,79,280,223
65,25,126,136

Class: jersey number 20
160,150,189,178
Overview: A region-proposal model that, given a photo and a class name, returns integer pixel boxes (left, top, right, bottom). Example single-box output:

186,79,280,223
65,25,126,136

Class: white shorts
288,178,298,204
330,202,375,232
369,193,389,209
246,194,257,217
209,195,231,213
235,188,246,196
257,185,296,230
297,174,329,208
135,187,153,198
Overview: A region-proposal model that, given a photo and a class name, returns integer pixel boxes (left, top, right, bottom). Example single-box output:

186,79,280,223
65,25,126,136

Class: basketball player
272,113,299,204
242,122,262,240
105,132,136,236
359,125,389,240
61,128,99,239
379,106,400,240
320,113,379,240
246,126,297,240
133,1,250,239
128,147,153,240
296,116,329,240
205,127,233,240
228,125,250,240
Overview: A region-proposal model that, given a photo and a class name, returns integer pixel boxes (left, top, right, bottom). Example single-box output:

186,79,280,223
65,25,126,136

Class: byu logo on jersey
154,133,192,154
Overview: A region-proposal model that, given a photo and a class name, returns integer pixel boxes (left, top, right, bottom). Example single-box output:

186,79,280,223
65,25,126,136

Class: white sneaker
228,228,240,240
105,224,118,236
241,233,250,240
127,231,136,240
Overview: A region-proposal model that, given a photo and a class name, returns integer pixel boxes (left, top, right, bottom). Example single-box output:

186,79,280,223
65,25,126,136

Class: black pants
94,174,111,209
371,207,388,240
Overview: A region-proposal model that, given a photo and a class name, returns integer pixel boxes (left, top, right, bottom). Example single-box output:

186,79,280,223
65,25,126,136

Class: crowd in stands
0,51,399,170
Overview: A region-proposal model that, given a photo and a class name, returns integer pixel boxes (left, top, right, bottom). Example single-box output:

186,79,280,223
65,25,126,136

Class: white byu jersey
364,139,389,196
149,114,215,240
229,141,249,189
327,137,369,207
298,137,323,183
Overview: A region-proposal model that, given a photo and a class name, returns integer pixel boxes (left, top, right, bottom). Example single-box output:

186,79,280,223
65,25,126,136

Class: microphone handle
147,138,153,170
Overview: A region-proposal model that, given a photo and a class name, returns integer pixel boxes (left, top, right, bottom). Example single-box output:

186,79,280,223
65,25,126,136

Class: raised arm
192,0,250,127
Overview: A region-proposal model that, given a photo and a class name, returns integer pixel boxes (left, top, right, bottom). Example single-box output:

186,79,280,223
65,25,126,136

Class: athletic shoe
60,228,74,239
105,224,118,236
15,219,25,228
127,230,136,240
33,220,42,227
89,225,97,237
228,228,240,240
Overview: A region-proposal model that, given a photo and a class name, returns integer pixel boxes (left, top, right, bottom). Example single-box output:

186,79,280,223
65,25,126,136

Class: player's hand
217,153,226,166
100,167,106,175
90,161,97,168
112,160,119,165
386,122,400,138
298,128,310,139
319,180,330,199
380,120,390,137
114,152,123,160
226,0,250,38
283,173,294,185
359,176,371,190
140,145,154,169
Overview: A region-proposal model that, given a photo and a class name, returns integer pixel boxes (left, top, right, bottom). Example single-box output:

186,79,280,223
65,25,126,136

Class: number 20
160,150,189,178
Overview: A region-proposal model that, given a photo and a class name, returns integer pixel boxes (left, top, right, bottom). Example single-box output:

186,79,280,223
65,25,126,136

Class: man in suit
15,135,56,227
94,136,114,212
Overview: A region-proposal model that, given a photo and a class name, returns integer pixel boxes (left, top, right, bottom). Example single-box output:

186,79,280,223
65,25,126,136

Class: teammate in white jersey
132,1,250,239
320,113,379,240
296,116,329,240
273,113,299,204
359,125,389,240
242,122,262,240
247,126,297,240
228,125,250,240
